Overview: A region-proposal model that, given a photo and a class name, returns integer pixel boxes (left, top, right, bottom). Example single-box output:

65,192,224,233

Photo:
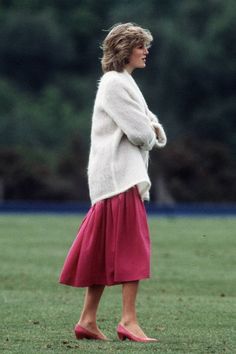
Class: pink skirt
59,186,151,287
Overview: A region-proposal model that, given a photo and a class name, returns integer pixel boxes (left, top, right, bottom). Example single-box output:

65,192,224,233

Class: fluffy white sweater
87,69,167,205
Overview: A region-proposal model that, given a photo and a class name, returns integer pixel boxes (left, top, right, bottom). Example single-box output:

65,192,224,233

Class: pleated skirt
59,186,151,287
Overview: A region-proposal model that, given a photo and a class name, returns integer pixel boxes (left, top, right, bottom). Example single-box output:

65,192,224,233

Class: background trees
0,0,235,202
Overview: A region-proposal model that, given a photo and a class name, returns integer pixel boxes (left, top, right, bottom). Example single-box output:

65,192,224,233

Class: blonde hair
101,23,153,73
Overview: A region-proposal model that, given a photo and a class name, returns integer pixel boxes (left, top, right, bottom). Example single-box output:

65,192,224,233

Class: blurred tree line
0,0,235,203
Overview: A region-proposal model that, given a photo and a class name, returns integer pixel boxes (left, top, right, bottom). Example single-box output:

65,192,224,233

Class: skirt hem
59,274,150,288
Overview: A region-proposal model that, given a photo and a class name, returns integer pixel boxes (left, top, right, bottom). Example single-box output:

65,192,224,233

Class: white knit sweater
87,69,167,205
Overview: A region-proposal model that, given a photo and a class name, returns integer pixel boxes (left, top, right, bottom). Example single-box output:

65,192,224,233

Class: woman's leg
120,280,148,338
78,285,107,338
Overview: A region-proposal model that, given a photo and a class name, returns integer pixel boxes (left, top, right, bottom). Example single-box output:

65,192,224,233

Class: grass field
0,214,235,354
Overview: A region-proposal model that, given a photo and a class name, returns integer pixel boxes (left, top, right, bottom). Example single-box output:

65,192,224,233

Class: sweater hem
90,179,151,206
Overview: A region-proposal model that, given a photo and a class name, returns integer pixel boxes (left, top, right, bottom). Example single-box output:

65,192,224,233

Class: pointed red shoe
74,324,107,340
117,324,159,343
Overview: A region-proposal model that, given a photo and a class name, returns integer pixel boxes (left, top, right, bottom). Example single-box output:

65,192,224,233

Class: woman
59,22,167,343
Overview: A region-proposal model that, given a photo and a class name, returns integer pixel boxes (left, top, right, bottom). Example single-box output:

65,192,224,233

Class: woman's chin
138,63,146,69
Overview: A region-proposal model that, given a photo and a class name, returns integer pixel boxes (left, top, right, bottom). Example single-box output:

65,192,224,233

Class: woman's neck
124,65,134,74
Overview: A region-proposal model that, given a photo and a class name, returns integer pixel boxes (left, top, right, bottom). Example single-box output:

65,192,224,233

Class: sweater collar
122,69,148,110
123,68,132,77
122,69,137,87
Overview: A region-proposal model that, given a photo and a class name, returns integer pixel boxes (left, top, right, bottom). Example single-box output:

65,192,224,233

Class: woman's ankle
120,317,138,327
78,317,97,328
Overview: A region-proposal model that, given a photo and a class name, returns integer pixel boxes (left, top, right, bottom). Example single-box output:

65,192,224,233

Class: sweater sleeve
103,78,156,151
147,109,167,148
147,109,159,124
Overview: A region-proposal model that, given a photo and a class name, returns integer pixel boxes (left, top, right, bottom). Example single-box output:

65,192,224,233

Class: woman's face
125,44,149,73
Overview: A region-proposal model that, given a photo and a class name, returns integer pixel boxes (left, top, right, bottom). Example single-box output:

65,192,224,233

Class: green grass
0,215,235,353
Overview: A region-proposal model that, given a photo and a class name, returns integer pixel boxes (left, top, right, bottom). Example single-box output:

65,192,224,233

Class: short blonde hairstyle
101,23,153,73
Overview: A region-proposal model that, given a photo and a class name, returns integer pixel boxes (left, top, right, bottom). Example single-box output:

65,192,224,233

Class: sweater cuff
148,110,159,124
152,122,167,148
140,131,156,151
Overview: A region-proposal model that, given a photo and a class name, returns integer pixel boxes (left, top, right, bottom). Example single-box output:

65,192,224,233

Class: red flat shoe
74,324,107,340
117,324,159,343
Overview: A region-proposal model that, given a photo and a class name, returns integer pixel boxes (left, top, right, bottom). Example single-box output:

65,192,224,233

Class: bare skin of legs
78,280,147,339
78,284,107,339
120,280,147,338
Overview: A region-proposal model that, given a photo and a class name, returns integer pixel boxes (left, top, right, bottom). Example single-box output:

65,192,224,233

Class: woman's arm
147,109,159,124
103,78,156,151
147,109,167,148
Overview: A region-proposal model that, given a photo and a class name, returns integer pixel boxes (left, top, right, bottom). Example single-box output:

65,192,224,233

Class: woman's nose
144,47,149,55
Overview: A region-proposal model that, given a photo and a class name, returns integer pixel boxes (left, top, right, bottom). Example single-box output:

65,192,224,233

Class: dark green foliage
0,147,51,200
150,139,236,203
0,0,235,201
0,10,75,89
